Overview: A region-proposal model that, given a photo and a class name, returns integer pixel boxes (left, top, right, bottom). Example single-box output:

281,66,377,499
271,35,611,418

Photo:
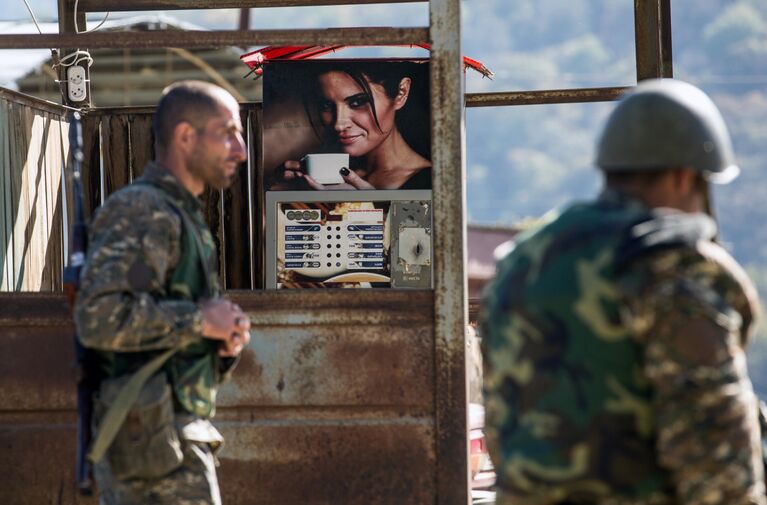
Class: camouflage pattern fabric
480,190,765,505
75,162,229,502
75,161,225,418
93,440,221,505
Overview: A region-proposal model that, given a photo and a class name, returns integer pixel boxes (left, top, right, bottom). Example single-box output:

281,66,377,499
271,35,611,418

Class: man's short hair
152,80,229,152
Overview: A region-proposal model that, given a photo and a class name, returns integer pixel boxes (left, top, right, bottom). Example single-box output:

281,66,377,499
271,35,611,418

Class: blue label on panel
358,243,384,249
285,225,320,232
349,252,384,259
285,234,317,241
348,234,384,240
285,243,320,250
360,261,385,268
285,261,320,268
348,225,384,232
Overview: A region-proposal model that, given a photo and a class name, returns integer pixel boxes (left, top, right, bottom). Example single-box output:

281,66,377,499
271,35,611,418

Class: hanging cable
74,0,111,34
20,0,43,34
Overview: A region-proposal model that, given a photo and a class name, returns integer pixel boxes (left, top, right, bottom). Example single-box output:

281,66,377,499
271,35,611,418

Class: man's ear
394,77,412,110
674,167,698,196
173,121,198,154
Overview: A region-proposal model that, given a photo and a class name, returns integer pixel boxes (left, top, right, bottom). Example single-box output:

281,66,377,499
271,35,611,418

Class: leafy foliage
463,0,767,396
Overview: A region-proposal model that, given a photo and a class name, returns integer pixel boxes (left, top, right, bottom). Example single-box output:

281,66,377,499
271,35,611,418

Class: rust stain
1,292,440,504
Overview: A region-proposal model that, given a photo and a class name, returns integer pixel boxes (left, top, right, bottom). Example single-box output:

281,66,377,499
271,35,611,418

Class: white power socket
66,65,87,102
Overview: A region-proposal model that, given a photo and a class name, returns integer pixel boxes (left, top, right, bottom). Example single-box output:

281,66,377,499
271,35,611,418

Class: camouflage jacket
480,190,765,505
75,162,226,420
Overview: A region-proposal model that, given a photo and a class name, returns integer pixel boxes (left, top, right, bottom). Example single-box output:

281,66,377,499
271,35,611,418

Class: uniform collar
597,188,659,214
140,161,203,213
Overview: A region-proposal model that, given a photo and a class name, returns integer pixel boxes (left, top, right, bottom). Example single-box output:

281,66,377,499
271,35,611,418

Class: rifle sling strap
87,184,212,464
87,347,176,464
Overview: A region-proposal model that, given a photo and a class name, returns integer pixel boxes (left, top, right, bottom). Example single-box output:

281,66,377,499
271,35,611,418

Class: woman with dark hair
278,61,431,190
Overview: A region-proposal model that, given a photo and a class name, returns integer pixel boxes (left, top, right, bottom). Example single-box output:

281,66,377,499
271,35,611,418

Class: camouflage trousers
94,440,221,505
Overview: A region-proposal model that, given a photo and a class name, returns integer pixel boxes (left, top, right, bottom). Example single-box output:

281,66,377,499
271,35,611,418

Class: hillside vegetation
462,0,767,395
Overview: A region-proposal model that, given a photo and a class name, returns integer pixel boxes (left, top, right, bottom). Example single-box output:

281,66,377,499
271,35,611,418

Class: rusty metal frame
73,0,423,10
466,86,630,108
430,0,468,502
0,28,428,49
634,0,673,80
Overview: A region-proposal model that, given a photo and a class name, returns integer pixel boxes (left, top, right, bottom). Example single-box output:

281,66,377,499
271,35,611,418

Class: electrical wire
20,0,43,34
56,50,94,68
74,0,111,34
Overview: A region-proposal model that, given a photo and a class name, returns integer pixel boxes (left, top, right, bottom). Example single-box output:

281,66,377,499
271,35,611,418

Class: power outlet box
66,66,87,102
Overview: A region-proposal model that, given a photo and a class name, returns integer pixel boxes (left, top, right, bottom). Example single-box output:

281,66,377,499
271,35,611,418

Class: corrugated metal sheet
0,89,69,291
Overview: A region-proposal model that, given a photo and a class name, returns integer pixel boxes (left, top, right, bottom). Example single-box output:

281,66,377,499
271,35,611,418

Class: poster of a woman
263,59,431,191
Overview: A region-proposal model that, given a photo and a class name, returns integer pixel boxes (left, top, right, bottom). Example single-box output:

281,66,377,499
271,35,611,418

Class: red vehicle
469,402,496,502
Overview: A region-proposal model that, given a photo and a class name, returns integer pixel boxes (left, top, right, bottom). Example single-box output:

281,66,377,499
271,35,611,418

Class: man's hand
199,299,251,357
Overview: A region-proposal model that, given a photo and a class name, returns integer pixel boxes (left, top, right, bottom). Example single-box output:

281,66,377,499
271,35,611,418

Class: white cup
301,153,349,185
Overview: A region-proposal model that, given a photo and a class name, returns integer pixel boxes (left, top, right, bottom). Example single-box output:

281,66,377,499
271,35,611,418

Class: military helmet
596,78,739,184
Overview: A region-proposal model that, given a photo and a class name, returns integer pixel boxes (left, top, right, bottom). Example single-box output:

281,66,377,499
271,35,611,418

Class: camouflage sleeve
638,247,765,505
74,187,204,352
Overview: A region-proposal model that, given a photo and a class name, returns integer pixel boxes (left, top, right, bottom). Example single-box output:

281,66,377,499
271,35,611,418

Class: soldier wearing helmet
480,78,765,505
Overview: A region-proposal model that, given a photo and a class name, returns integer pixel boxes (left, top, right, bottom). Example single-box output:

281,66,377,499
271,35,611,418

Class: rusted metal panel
0,290,436,504
0,412,98,505
430,0,469,502
74,0,422,10
216,421,435,504
466,86,631,108
0,27,430,50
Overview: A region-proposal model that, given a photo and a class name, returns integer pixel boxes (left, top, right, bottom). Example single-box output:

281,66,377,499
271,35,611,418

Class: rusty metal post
634,0,673,81
430,0,469,502
659,0,673,78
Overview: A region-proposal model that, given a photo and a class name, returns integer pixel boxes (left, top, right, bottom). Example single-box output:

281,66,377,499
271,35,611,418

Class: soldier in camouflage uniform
480,79,766,505
75,81,251,505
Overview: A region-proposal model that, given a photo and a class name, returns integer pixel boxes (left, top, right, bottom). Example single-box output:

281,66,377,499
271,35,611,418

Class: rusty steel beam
466,86,631,107
73,0,423,11
0,27,429,50
659,0,674,77
634,0,673,81
430,0,469,502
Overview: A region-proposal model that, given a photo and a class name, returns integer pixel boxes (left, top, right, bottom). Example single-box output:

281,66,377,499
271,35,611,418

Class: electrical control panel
266,190,432,289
